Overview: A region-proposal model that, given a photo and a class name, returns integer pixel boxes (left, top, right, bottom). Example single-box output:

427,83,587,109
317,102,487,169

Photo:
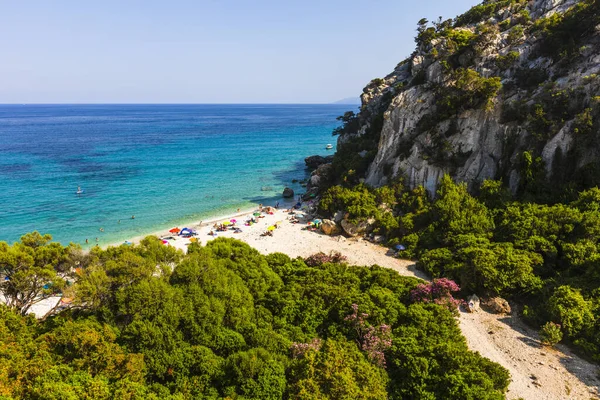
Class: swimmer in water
85,238,88,244
118,220,121,224
95,237,99,242
131,215,135,219
99,227,104,232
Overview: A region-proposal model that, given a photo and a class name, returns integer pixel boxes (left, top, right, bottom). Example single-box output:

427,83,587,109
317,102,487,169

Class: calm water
0,104,349,248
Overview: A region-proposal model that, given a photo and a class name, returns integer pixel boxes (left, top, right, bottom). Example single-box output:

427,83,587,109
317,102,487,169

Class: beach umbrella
230,219,237,223
253,212,261,216
169,228,180,233
395,244,406,251
189,237,198,242
267,225,276,231
222,221,232,226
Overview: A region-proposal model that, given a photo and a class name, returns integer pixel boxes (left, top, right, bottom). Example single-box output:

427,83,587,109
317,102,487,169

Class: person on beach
259,204,263,211
237,208,240,213
275,202,279,209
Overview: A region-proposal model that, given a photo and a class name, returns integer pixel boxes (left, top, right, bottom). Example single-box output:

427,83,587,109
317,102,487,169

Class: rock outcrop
340,218,375,237
304,163,333,200
282,187,294,198
305,155,334,170
321,219,341,235
484,297,512,314
334,0,600,195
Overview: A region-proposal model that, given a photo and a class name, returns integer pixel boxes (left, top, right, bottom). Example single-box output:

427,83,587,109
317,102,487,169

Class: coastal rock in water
282,187,294,198
484,297,511,314
321,219,340,235
304,155,334,170
340,219,374,237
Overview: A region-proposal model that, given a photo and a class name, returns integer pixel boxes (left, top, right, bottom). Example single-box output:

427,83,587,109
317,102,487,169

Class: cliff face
339,0,600,195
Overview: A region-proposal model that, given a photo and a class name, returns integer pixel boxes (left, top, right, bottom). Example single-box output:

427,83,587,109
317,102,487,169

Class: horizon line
0,101,360,106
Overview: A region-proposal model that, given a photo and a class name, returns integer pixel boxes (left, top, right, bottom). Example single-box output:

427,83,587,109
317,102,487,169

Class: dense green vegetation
322,0,600,373
0,235,509,399
532,0,600,60
319,177,600,361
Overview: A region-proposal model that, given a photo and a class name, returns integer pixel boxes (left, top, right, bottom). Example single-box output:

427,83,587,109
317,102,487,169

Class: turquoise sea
0,104,351,248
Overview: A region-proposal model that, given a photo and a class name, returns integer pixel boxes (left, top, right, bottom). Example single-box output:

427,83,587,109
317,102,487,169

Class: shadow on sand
496,315,600,392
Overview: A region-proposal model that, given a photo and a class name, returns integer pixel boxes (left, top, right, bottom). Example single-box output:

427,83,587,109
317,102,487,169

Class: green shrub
533,0,600,60
573,108,594,134
539,322,563,346
495,51,519,70
506,24,524,44
548,285,595,338
433,69,501,123
455,0,514,27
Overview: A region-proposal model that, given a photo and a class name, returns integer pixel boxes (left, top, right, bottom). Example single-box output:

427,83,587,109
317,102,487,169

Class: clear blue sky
0,0,479,103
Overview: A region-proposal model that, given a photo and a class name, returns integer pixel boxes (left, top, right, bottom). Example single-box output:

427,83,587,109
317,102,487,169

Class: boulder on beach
340,219,374,237
466,294,480,313
484,297,511,314
321,219,340,235
282,187,294,198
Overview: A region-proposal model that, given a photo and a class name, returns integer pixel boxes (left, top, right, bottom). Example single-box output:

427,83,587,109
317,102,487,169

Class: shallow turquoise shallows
0,104,351,248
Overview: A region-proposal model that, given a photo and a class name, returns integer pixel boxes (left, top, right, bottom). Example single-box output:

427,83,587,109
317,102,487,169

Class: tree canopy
0,235,509,399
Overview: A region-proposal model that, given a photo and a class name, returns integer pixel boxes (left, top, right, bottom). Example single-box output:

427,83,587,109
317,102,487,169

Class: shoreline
114,204,268,249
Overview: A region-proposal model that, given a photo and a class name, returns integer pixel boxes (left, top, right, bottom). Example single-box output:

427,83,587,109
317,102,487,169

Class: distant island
331,97,361,105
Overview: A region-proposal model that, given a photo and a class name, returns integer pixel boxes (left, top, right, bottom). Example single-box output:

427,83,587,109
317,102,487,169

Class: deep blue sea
0,104,350,248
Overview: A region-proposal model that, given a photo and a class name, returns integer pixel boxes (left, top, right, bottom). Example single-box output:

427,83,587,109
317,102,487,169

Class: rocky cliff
335,0,600,196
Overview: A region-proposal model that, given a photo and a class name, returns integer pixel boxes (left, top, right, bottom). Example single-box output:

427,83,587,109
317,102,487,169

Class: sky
0,0,480,103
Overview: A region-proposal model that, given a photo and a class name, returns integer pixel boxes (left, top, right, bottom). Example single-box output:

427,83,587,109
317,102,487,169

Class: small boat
325,144,333,150
76,186,84,195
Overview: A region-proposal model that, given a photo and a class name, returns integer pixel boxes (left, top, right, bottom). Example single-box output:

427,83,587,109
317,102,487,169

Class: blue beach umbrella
395,244,406,251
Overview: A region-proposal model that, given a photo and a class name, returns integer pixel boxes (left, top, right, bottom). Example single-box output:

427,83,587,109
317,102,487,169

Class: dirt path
460,309,599,400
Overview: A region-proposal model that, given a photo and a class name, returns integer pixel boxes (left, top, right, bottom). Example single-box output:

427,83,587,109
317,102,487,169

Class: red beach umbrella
169,227,180,233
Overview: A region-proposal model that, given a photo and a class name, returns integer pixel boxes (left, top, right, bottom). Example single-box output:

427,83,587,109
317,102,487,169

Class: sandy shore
121,206,424,278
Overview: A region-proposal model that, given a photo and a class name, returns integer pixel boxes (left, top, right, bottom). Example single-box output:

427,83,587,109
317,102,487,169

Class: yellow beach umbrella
189,237,198,242
222,221,232,226
267,225,276,231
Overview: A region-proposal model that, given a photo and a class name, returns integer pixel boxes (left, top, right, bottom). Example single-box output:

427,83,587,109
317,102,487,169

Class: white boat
76,186,84,195
325,144,333,149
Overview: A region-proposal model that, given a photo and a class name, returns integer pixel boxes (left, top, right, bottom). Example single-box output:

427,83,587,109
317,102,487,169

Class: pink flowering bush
345,303,392,368
410,278,462,312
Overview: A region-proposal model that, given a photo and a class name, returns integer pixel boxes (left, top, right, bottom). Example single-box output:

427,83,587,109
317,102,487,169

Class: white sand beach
125,206,422,277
